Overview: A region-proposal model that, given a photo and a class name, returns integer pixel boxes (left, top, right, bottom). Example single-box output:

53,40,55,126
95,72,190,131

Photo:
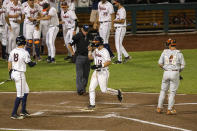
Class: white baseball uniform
89,47,118,106
46,6,59,59
38,0,49,47
61,9,77,56
8,47,31,97
6,1,24,54
22,1,29,38
24,3,41,40
157,49,185,110
98,1,114,44
66,0,75,11
0,6,7,46
114,6,129,62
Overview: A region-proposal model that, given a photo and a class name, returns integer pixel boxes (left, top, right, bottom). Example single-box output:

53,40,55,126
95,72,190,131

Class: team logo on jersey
63,15,69,18
99,6,106,10
0,10,5,15
95,53,102,57
10,7,21,12
30,10,38,15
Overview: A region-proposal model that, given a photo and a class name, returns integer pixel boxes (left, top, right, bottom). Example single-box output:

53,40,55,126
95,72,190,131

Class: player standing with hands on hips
93,0,115,58
39,3,59,63
87,36,122,110
113,0,131,64
8,36,36,119
157,39,185,115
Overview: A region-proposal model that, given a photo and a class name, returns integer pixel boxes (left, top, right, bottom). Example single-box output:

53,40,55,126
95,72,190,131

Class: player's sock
1,45,6,59
41,45,44,55
103,44,114,58
12,97,22,116
21,93,28,113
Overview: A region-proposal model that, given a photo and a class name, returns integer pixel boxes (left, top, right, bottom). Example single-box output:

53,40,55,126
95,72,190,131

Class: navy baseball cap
82,24,90,32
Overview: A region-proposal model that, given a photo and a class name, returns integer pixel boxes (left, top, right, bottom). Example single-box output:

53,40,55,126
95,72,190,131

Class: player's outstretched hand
91,65,102,70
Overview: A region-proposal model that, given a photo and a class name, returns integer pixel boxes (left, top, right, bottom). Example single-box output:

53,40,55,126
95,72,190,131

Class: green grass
0,49,197,94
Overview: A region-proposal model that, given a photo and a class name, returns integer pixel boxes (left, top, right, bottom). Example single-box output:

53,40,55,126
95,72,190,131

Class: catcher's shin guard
26,39,33,55
34,39,40,58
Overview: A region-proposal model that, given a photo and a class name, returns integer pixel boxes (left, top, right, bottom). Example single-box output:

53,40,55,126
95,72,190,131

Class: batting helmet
16,35,26,46
93,36,104,47
82,24,90,32
166,38,176,47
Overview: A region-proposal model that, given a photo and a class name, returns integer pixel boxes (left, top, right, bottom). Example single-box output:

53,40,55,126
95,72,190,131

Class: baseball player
39,3,59,63
38,0,49,54
87,36,122,110
0,0,7,60
8,35,36,119
24,0,41,60
60,2,78,60
5,0,25,55
157,39,185,115
113,0,131,64
93,0,115,58
22,0,29,38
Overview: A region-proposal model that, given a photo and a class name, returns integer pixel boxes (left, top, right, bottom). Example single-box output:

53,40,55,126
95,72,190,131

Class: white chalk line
0,128,105,131
145,103,197,107
65,113,191,131
0,91,187,95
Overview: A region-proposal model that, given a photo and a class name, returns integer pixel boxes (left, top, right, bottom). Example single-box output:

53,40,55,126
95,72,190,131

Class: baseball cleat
10,114,24,120
156,108,163,113
87,105,96,110
80,105,96,112
117,89,123,102
166,109,176,115
20,111,31,117
113,60,122,64
124,56,131,63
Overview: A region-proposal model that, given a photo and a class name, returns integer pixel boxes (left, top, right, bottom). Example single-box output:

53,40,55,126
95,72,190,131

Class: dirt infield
0,92,197,131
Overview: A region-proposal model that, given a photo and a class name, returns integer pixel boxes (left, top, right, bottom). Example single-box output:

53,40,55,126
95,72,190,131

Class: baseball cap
82,24,90,32
114,0,122,4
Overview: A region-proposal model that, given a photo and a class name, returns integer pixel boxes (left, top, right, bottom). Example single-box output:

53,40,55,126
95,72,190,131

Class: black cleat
20,110,31,117
87,105,96,110
117,89,123,102
64,56,72,60
124,56,131,63
113,60,122,64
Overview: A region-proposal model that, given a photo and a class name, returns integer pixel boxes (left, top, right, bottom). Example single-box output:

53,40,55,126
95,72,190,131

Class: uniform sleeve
24,51,31,63
108,3,114,14
158,51,165,65
8,52,13,62
48,7,56,17
179,53,185,70
70,33,80,46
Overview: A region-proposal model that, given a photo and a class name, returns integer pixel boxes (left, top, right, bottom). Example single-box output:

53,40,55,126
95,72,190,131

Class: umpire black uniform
68,25,93,95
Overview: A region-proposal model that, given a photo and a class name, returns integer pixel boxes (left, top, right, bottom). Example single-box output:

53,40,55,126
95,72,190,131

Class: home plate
31,111,44,116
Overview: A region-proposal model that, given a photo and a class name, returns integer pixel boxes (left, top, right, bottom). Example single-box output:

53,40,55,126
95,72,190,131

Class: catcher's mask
92,36,104,47
166,38,176,47
16,35,26,46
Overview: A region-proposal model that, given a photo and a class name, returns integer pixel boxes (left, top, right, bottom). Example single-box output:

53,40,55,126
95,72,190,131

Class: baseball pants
23,21,26,38
40,21,49,46
99,22,111,44
46,26,59,58
157,71,180,110
8,22,20,54
115,27,129,61
63,26,73,56
89,69,118,106
11,70,29,98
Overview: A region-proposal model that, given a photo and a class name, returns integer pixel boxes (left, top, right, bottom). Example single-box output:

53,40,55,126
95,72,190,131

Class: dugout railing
76,3,197,34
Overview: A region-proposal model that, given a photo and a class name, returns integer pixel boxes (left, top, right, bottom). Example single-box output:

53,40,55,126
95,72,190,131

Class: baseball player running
38,0,49,54
60,2,78,60
39,3,59,63
87,36,122,110
5,0,25,55
24,0,41,60
8,35,36,119
93,0,115,58
113,0,131,64
157,39,185,115
0,0,7,60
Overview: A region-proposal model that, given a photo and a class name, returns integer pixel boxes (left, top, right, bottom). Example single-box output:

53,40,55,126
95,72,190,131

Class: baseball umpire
157,38,185,115
8,35,36,119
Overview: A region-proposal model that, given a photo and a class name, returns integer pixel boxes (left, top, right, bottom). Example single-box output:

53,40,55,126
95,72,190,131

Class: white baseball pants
0,26,7,46
89,70,118,106
46,26,59,58
11,70,29,98
23,21,26,38
40,21,49,46
115,27,129,61
8,22,20,54
99,22,111,44
26,24,41,40
157,71,180,110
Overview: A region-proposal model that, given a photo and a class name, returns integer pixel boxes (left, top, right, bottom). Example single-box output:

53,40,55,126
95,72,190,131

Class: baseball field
0,34,197,131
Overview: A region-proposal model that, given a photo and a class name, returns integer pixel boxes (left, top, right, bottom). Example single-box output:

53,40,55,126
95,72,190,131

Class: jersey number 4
14,53,19,62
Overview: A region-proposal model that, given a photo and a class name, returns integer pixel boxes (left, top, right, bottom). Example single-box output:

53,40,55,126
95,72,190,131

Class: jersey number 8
14,53,19,62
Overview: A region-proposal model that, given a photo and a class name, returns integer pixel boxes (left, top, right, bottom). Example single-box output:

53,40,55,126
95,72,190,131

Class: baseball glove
9,69,13,79
91,65,102,70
